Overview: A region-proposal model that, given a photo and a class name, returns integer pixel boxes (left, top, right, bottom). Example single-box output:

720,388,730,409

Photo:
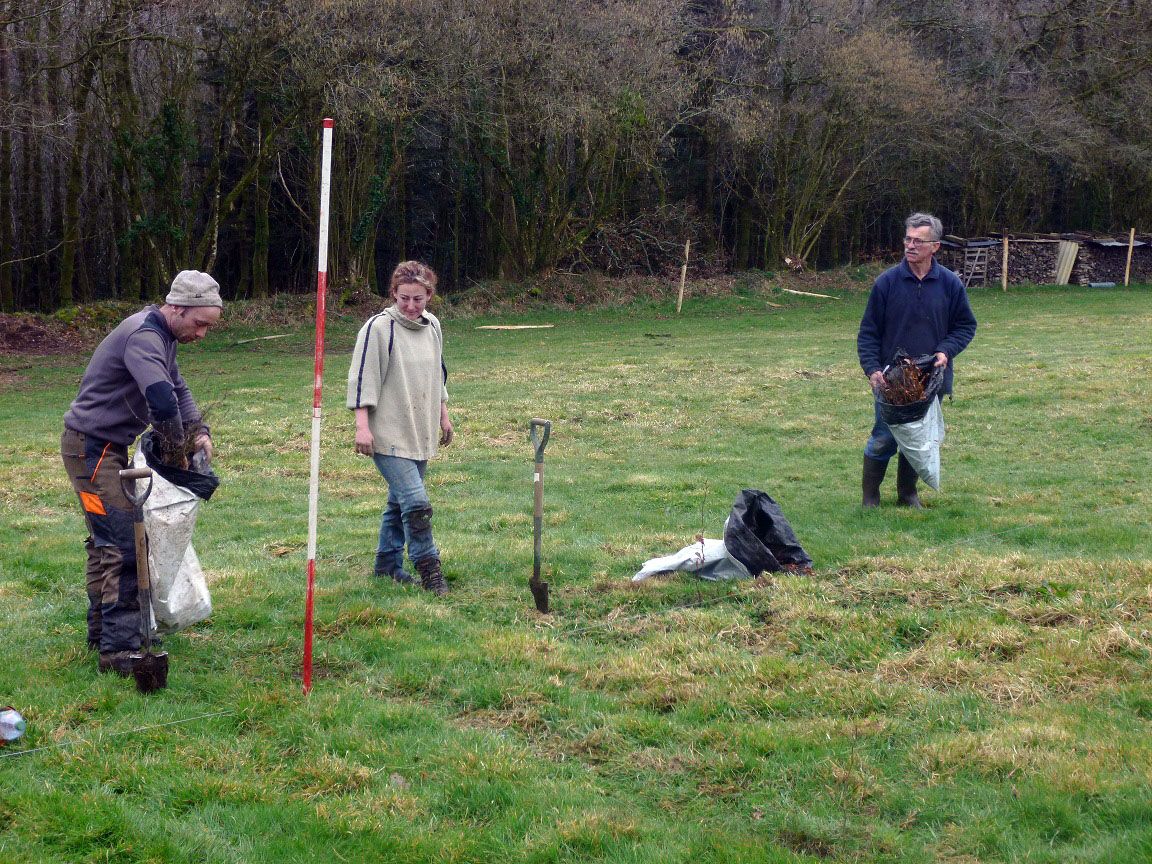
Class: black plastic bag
723,490,813,577
139,431,220,501
877,349,944,425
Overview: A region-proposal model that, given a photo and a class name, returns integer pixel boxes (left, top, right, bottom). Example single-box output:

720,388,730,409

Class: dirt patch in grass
777,828,837,859
456,704,549,737
314,605,397,638
1010,608,1082,627
0,312,95,355
0,368,31,388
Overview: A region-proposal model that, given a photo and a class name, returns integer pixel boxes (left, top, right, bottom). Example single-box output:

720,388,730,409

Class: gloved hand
190,448,211,473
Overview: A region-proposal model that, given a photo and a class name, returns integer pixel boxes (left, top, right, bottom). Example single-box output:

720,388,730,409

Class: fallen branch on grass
233,334,290,345
780,288,840,300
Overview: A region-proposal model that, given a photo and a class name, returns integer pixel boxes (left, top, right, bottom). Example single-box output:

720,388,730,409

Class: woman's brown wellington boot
415,556,449,595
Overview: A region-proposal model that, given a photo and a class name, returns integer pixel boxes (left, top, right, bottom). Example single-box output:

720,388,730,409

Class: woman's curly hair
390,260,438,296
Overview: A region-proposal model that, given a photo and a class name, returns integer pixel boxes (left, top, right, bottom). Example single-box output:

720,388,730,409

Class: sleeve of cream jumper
347,314,390,410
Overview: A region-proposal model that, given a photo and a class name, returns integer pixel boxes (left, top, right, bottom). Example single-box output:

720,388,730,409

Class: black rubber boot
373,550,414,585
896,454,923,508
862,456,888,508
98,651,134,677
86,589,101,651
415,556,449,596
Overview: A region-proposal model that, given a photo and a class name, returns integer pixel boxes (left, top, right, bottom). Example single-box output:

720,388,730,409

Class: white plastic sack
889,397,945,491
633,536,751,582
131,449,213,632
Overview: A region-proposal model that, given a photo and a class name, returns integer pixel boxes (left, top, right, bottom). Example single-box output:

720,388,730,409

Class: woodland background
2,0,1149,311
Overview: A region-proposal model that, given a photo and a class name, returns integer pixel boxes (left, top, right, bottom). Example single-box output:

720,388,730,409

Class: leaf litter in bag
877,349,944,425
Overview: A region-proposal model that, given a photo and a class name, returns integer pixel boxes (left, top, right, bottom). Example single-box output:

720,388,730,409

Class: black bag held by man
139,430,220,501
877,349,945,426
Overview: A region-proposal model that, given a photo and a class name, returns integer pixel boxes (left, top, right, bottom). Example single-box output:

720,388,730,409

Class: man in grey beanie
61,270,223,676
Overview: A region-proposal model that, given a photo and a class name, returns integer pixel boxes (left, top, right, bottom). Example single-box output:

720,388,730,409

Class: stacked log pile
1073,246,1123,284
939,232,1152,286
1129,244,1152,283
989,239,1059,284
1073,241,1152,284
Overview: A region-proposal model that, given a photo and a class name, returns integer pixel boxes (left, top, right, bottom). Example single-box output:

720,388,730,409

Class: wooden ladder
961,247,989,287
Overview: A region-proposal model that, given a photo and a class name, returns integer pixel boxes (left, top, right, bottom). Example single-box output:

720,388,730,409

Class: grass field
1,279,1150,863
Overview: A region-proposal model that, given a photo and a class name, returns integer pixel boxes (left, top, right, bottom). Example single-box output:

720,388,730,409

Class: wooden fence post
1124,227,1135,287
676,238,690,314
1001,237,1009,291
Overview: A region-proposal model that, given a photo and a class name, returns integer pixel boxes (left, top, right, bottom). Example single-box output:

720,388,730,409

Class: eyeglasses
903,237,939,248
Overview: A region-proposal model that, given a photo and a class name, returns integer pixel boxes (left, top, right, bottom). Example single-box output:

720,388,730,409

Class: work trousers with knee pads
61,428,142,653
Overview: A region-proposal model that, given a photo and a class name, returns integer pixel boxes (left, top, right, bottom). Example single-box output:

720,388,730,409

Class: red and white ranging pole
303,117,334,695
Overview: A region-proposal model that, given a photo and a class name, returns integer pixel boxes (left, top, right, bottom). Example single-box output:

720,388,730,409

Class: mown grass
1,280,1150,863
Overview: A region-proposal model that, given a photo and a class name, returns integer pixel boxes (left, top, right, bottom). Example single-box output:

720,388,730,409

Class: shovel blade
529,577,550,614
131,651,169,694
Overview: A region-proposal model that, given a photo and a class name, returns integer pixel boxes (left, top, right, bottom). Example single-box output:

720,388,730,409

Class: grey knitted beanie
165,271,223,307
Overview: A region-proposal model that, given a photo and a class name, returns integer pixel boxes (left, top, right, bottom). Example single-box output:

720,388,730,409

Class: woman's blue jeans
371,454,438,569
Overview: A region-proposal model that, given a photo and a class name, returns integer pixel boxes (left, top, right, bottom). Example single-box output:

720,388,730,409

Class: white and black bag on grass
634,490,813,581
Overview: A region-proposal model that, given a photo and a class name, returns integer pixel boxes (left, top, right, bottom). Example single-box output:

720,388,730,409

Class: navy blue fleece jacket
857,258,977,396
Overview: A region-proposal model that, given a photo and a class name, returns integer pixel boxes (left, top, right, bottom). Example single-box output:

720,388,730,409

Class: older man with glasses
856,212,977,508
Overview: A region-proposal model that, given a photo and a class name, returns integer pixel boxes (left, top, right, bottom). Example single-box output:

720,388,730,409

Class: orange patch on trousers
80,491,107,516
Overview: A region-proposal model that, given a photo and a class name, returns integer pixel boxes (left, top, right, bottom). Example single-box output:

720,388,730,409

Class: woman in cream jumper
347,261,454,595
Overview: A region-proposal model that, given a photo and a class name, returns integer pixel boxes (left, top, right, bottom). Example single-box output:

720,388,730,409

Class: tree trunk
118,202,143,303
392,124,407,264
57,126,86,309
236,183,252,299
26,94,46,309
58,62,97,309
0,0,14,312
44,0,65,308
107,11,166,295
734,203,752,271
251,104,271,299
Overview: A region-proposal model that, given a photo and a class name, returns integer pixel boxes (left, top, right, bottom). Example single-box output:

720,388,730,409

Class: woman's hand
353,407,374,456
439,404,454,446
355,427,375,456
